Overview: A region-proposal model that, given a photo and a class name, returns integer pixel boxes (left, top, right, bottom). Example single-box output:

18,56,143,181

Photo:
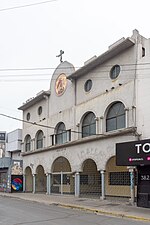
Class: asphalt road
0,196,148,225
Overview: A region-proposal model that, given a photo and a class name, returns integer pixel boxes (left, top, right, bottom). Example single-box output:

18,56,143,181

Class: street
0,196,149,225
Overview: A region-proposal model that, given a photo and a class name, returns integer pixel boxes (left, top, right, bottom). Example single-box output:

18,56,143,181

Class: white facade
6,129,22,152
19,29,150,200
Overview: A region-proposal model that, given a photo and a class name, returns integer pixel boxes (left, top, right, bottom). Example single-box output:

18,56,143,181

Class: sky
0,0,150,133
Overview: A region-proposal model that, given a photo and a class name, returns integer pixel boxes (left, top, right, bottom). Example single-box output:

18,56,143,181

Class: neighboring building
0,129,23,192
0,132,6,158
0,131,8,191
19,29,150,207
6,129,22,160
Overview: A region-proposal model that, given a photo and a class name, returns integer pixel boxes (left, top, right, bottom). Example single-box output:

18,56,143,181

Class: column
100,170,105,200
23,174,26,192
129,168,135,205
94,117,99,134
43,136,46,148
60,171,63,195
46,173,51,195
32,174,36,194
21,142,24,153
76,123,80,139
125,107,129,128
32,138,35,151
132,106,136,127
100,116,104,134
75,172,80,197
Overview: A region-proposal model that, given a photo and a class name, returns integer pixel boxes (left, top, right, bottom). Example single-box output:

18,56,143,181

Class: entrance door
137,166,150,208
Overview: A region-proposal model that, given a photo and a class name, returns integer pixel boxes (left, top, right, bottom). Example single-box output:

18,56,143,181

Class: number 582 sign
140,175,150,181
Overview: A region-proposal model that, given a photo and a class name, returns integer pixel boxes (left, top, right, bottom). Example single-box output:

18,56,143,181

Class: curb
57,203,150,222
1,193,150,222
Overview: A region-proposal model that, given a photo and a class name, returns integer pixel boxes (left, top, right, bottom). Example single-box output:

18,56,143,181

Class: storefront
116,139,150,208
0,158,23,193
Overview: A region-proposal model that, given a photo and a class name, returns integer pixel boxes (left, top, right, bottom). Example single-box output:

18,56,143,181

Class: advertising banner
116,139,150,166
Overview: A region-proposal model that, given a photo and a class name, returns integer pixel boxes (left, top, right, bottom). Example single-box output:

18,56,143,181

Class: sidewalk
0,192,150,222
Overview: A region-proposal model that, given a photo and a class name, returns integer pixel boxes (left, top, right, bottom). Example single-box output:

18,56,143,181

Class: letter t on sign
135,144,142,154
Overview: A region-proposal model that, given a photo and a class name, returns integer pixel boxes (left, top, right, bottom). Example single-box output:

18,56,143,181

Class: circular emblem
55,73,67,96
11,177,23,191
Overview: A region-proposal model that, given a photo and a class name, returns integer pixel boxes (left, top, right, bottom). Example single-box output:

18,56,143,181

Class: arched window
36,130,44,149
82,112,96,138
106,102,125,132
55,123,67,145
25,134,31,152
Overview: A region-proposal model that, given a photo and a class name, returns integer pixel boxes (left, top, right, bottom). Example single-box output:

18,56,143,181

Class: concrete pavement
0,192,150,222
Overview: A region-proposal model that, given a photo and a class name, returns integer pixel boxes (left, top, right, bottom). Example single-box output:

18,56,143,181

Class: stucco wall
23,133,137,175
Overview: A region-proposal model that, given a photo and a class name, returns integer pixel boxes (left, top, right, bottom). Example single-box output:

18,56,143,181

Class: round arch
80,158,101,197
104,100,126,115
51,157,74,195
104,101,126,132
25,166,33,192
81,111,96,138
35,130,44,149
79,111,96,125
105,156,130,197
24,134,31,152
81,158,98,171
35,165,46,193
54,122,67,145
55,122,66,133
51,156,72,173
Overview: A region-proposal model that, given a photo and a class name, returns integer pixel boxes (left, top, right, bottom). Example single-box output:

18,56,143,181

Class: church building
19,29,150,208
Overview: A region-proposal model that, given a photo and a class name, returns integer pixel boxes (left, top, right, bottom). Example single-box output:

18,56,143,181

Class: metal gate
80,173,101,198
51,172,75,195
137,166,150,208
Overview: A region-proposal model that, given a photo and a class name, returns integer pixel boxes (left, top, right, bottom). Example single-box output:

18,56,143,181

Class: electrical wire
0,66,79,71
1,72,150,82
0,113,82,134
0,0,58,12
0,62,150,71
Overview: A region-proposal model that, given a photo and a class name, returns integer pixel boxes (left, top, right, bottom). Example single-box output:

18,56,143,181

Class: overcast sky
0,0,150,133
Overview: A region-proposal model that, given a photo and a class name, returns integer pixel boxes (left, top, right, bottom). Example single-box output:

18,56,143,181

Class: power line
1,63,150,83
0,66,80,71
1,66,150,77
0,0,58,12
0,113,82,134
0,113,54,129
0,73,51,77
1,72,150,83
0,79,50,82
0,62,150,72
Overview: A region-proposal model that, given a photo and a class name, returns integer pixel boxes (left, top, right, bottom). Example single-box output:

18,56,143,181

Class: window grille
80,175,88,184
109,172,137,186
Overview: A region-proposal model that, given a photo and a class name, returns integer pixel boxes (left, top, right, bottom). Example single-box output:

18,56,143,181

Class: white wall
6,129,22,152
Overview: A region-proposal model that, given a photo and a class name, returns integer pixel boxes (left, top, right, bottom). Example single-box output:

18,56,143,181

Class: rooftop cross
56,50,64,63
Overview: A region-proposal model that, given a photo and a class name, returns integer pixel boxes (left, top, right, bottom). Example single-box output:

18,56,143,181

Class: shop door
137,166,150,208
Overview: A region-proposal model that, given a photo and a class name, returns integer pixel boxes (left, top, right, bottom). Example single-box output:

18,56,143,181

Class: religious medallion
55,73,67,96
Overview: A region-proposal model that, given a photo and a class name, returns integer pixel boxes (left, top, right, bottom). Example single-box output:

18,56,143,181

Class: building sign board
0,133,5,141
116,139,150,166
